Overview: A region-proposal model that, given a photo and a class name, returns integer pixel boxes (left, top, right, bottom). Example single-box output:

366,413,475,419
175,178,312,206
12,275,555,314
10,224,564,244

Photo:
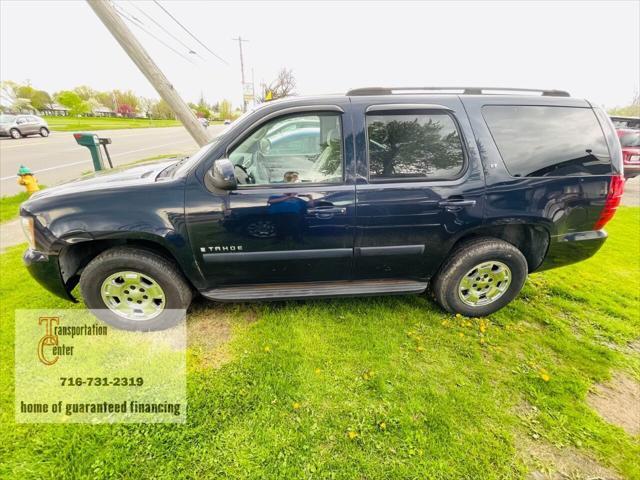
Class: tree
259,68,296,102
31,90,53,111
113,90,139,114
138,97,154,118
608,92,640,117
95,91,116,111
117,103,134,117
73,85,98,101
150,99,175,120
13,84,53,111
56,90,90,116
11,98,34,113
0,80,19,107
218,99,232,120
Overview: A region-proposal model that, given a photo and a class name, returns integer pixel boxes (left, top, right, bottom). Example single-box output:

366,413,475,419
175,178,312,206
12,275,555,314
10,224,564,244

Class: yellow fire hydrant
17,165,40,194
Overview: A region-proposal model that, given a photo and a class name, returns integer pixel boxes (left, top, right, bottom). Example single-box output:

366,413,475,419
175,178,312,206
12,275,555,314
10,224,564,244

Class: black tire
80,246,193,331
10,128,21,139
39,127,49,137
432,238,528,317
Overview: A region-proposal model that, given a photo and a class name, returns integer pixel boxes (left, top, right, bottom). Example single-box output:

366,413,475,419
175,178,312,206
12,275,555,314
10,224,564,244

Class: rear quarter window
482,105,612,177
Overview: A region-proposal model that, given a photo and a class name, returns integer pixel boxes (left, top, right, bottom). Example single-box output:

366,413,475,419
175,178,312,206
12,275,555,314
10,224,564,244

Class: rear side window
366,112,465,181
482,105,611,177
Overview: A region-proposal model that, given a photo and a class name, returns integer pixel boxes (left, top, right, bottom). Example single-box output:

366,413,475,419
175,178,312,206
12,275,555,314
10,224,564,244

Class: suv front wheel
432,238,528,317
80,246,193,331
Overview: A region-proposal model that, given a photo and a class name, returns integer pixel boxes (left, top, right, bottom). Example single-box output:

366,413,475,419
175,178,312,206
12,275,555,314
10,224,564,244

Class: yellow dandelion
540,373,550,382
455,313,462,318
441,320,449,327
480,338,486,345
292,402,301,410
459,332,464,338
314,368,321,374
263,345,271,352
379,421,387,430
348,431,358,440
416,346,425,352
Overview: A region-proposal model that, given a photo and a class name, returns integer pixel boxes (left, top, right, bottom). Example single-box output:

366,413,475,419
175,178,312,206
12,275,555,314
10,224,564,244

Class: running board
201,279,428,302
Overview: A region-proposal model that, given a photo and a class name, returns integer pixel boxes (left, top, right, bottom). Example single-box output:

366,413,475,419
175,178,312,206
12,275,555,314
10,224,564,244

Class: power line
112,3,196,65
126,0,203,59
152,0,229,65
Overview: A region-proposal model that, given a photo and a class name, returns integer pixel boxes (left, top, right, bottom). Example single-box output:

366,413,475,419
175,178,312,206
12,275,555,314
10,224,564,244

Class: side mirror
209,158,237,190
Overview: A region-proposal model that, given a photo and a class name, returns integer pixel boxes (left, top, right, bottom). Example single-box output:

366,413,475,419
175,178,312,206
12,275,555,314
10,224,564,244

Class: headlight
21,216,35,249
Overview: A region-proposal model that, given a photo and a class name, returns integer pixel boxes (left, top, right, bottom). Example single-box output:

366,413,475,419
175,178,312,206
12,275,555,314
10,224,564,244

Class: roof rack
346,86,571,97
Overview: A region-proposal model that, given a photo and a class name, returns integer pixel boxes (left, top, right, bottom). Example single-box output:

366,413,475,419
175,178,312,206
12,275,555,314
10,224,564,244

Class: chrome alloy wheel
458,261,512,307
100,271,166,320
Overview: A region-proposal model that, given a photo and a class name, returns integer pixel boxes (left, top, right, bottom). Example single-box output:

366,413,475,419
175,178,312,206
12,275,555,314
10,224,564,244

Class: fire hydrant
17,165,40,194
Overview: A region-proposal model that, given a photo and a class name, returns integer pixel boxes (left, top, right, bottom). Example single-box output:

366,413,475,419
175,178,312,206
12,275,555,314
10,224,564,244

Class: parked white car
0,114,50,139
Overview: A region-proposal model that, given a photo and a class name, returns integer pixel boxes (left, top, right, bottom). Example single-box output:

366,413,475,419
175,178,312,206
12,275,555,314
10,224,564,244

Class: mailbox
73,132,105,171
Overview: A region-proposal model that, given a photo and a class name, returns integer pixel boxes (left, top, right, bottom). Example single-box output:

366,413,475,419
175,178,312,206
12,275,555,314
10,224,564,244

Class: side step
201,279,428,302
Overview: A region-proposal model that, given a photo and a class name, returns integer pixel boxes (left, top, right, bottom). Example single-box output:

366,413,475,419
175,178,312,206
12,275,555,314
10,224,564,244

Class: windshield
620,131,640,148
0,114,16,124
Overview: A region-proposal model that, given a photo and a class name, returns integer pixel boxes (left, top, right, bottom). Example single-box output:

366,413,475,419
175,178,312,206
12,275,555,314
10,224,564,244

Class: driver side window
228,112,343,185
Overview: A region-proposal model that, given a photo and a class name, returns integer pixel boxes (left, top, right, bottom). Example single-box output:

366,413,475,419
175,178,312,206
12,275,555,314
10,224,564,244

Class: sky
1,0,639,110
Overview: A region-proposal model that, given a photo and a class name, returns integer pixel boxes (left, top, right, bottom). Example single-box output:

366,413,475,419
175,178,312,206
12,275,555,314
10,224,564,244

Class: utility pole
232,36,249,112
87,0,210,146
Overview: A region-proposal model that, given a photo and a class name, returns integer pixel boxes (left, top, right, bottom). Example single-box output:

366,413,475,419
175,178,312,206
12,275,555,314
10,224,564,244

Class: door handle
307,206,347,217
438,199,476,209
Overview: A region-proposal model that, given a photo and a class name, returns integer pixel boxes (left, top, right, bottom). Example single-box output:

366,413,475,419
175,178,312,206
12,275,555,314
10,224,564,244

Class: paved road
0,125,225,196
622,176,639,206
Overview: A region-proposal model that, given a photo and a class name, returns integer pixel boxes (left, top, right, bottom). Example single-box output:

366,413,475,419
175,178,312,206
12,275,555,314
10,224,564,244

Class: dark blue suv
21,87,625,330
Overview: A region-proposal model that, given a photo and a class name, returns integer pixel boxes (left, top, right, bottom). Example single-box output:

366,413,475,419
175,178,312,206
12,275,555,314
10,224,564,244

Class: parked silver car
0,114,50,139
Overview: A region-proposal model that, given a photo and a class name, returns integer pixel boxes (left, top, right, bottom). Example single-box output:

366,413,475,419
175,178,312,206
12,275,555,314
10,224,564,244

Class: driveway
0,125,224,196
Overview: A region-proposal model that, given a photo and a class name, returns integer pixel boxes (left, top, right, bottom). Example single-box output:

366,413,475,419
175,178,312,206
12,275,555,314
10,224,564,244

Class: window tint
482,106,612,177
366,112,464,181
229,113,342,185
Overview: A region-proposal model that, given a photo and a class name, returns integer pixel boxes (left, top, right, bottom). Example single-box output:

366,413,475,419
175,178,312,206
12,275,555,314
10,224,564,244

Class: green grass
0,190,30,223
1,208,638,479
42,116,193,131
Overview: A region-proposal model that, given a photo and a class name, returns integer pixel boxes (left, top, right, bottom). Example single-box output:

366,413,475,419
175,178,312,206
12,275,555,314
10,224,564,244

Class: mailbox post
73,132,105,171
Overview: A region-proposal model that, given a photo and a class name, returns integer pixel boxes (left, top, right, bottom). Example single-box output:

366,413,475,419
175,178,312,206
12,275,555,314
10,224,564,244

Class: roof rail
346,87,571,97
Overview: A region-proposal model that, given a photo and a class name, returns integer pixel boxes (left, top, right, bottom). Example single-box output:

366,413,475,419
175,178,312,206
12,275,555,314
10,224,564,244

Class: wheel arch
444,222,550,274
59,237,198,293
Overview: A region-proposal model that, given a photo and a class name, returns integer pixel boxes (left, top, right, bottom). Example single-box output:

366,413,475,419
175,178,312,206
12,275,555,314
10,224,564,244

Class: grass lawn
42,116,204,131
0,190,30,223
0,208,638,479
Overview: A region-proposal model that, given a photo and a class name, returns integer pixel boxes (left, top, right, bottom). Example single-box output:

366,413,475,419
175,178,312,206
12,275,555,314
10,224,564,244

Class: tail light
593,175,625,230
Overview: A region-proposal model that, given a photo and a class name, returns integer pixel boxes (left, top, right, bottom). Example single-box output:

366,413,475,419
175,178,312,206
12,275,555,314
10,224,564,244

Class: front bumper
536,230,607,272
23,249,76,302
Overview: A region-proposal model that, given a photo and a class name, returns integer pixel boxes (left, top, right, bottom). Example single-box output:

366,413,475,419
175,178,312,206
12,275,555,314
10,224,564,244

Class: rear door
351,97,486,281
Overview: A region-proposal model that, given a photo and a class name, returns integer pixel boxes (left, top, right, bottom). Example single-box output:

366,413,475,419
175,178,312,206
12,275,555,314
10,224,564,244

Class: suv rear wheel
10,128,21,139
39,127,49,137
432,238,527,317
80,247,193,331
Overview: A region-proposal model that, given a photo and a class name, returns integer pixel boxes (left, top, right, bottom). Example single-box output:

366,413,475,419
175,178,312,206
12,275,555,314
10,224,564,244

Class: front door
352,98,485,281
191,109,356,287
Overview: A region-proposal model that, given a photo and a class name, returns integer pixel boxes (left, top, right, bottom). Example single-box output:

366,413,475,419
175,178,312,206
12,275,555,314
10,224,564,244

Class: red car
617,129,640,178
